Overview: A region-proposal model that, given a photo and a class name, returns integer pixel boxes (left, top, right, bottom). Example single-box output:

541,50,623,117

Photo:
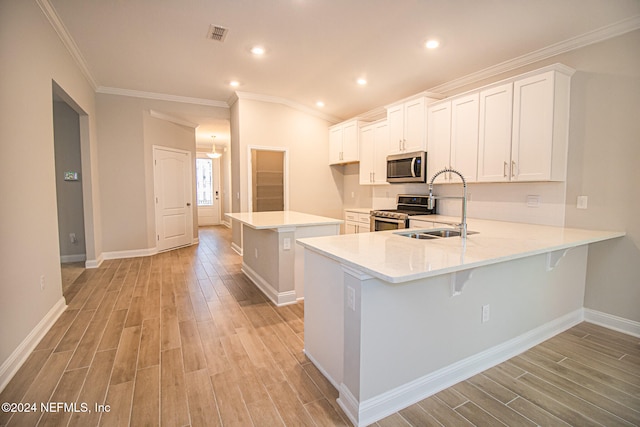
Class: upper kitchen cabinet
478,66,573,182
511,69,572,181
387,96,439,154
427,93,479,183
477,82,514,182
359,120,389,185
329,119,364,165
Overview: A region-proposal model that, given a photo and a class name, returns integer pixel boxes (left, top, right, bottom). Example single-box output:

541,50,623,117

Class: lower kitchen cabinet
344,210,371,234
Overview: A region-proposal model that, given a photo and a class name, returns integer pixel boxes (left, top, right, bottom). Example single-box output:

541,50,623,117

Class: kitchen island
296,218,624,426
225,211,342,306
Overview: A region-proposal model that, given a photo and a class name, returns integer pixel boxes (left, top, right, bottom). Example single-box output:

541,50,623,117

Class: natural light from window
196,158,213,206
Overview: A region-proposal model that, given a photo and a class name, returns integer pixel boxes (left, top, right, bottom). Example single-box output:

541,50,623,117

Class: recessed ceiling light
357,78,367,86
229,80,240,87
250,46,265,55
425,39,440,49
316,101,325,107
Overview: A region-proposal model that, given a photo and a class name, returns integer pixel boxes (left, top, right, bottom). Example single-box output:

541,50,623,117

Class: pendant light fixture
207,136,221,158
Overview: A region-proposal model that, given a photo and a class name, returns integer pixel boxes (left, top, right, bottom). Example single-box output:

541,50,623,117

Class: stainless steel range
370,194,436,232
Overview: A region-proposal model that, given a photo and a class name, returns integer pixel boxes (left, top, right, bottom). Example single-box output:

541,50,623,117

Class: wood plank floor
1,225,639,427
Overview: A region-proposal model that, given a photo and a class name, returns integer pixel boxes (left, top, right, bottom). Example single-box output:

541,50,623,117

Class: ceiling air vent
207,24,228,42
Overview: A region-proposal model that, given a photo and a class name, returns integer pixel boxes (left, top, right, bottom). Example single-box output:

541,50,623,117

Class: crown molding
233,91,342,124
97,86,229,108
429,15,640,95
37,0,98,90
149,110,199,128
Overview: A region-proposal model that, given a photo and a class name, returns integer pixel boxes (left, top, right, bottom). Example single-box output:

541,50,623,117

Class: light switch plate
577,195,588,209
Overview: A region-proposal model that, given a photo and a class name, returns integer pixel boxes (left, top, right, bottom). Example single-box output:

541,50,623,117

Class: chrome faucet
428,167,468,238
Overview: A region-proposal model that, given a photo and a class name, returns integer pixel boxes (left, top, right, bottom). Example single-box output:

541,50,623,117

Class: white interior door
154,146,193,251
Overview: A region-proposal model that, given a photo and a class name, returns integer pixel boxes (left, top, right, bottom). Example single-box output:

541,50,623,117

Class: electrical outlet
69,233,77,244
526,195,540,207
347,286,355,311
482,304,490,323
577,195,588,209
40,275,45,291
283,238,291,250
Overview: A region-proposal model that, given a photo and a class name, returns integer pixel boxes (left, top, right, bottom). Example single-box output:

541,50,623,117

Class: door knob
186,203,191,207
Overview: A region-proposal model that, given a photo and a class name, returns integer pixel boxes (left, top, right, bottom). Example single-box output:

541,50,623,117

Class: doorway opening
248,147,288,212
52,81,94,301
196,155,221,225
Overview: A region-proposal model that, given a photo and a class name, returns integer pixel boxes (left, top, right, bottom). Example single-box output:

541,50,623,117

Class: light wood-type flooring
1,225,639,426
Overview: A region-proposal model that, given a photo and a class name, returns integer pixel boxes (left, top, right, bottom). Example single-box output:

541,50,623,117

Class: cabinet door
329,126,343,165
341,121,359,162
478,83,513,182
372,122,389,184
403,97,427,152
357,223,370,234
359,126,375,185
450,93,479,182
512,71,554,181
344,221,358,234
386,104,404,154
427,101,451,183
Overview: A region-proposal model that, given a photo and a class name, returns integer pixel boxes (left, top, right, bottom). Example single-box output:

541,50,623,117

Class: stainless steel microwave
386,151,427,183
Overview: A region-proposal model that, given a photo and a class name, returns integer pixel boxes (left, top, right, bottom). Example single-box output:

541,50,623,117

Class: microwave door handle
410,158,417,177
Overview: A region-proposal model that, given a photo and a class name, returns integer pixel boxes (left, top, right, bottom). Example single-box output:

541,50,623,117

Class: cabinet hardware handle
399,139,402,151
503,161,508,177
511,160,517,178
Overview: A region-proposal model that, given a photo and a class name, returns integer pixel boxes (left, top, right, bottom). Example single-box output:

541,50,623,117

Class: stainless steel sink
396,228,478,240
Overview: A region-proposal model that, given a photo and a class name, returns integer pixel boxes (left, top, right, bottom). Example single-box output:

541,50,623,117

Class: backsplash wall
343,164,567,226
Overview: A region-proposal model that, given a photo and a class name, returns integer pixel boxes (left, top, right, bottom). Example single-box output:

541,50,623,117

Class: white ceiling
46,0,640,147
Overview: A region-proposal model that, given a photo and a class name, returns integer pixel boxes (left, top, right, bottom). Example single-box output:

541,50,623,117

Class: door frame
153,145,194,251
247,145,289,212
195,153,222,225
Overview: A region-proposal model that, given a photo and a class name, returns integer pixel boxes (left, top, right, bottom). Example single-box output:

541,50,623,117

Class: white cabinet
344,210,371,234
477,83,514,182
359,120,388,185
477,68,572,182
329,120,362,165
427,93,479,183
387,97,429,154
426,102,451,184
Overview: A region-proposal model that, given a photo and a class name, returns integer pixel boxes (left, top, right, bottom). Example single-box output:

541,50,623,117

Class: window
196,158,213,206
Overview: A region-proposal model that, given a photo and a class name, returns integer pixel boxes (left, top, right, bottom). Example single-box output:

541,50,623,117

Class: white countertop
296,217,625,283
225,211,343,230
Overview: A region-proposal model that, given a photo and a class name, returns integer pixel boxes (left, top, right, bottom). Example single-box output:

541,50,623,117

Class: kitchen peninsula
296,218,625,426
225,211,342,306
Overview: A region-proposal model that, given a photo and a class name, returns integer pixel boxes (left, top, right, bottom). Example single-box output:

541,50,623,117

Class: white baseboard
85,254,103,269
241,263,297,307
0,297,67,392
60,254,86,263
584,308,640,338
304,350,339,390
341,308,584,427
222,220,231,228
102,247,158,260
231,242,243,256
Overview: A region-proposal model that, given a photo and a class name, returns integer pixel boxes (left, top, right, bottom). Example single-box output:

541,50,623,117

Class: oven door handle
410,158,417,178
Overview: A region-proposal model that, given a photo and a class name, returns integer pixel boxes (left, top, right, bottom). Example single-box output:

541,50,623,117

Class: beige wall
0,0,101,367
231,98,344,218
96,93,229,252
